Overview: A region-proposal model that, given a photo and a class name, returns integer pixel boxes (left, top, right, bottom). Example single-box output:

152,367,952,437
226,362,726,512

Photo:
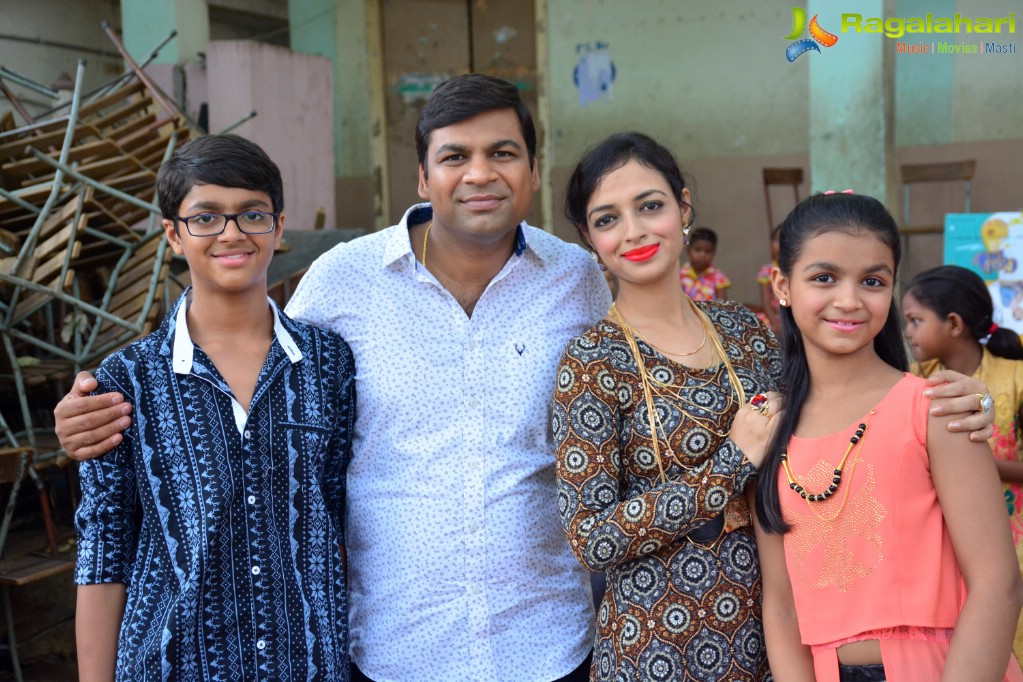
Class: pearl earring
779,298,788,307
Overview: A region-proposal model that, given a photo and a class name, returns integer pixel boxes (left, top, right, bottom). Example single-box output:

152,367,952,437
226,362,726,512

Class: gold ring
976,393,993,416
758,404,771,417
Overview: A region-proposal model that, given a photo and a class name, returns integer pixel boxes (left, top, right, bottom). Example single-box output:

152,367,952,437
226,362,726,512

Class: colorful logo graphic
784,7,839,61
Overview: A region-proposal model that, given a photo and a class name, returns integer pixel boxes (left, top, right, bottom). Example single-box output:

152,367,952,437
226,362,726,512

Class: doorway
379,0,540,226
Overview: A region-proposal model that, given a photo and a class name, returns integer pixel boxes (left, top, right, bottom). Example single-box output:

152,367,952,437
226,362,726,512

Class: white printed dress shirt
286,204,610,682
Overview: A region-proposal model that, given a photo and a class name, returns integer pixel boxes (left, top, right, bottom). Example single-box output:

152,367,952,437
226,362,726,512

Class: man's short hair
415,73,536,175
157,134,284,219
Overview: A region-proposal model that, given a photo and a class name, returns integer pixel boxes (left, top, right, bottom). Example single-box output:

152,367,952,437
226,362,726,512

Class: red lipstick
622,244,660,262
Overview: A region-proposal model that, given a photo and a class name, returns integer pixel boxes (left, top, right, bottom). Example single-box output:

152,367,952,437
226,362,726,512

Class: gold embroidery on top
784,460,887,592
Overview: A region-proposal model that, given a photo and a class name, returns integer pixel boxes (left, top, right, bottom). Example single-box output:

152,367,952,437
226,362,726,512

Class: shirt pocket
278,421,333,474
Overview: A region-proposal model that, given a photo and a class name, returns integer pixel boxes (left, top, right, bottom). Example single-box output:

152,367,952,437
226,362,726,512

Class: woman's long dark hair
906,265,1023,361
755,193,908,534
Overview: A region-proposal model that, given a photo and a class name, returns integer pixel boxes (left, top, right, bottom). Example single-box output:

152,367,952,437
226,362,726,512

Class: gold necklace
781,410,875,521
633,326,708,358
610,300,746,482
421,222,432,268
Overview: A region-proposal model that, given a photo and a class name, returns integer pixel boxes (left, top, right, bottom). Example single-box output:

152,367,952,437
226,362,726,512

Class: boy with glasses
74,134,355,681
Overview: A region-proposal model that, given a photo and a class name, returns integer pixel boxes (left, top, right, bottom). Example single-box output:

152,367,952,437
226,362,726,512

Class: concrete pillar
120,0,209,64
290,0,375,228
895,0,955,146
808,0,897,207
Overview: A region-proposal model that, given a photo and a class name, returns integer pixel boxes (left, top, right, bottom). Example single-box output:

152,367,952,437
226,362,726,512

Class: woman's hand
730,391,783,468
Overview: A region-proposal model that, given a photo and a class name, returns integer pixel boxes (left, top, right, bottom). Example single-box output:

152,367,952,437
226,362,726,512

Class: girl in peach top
751,192,1023,681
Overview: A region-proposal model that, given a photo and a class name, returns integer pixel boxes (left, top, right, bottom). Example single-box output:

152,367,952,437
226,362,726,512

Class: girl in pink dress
752,192,1023,681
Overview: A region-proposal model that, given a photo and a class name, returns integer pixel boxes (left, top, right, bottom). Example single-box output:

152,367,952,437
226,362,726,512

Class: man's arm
54,372,133,461
922,370,995,442
76,583,126,682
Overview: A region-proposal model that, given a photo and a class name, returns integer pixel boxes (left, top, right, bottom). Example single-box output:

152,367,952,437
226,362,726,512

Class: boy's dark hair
906,265,1023,361
415,73,536,175
157,134,284,219
564,132,694,245
688,227,717,248
756,192,907,534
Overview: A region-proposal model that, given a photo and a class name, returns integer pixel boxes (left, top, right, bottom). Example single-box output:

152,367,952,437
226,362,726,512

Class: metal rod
38,28,179,115
81,226,135,250
9,59,86,281
0,66,59,99
100,21,180,121
218,110,258,135
28,148,160,214
0,186,42,215
0,79,34,125
146,130,179,233
88,29,178,103
0,275,146,333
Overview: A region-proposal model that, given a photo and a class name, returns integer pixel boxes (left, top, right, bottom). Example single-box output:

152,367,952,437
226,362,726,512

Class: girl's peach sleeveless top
778,373,1022,681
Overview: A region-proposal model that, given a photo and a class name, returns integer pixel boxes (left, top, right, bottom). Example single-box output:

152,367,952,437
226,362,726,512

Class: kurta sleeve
551,334,757,572
74,360,141,585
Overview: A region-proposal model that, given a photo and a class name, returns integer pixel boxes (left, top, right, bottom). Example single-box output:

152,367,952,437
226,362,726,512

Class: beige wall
540,0,1023,305
0,0,123,123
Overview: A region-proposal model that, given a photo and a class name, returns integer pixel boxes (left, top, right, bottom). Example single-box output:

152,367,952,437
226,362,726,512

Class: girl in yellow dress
903,264,1023,664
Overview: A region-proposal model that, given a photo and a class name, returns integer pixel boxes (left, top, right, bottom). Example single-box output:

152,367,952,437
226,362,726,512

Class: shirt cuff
714,438,759,494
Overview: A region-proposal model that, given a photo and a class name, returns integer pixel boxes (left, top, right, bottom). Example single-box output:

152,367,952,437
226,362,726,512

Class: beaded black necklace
781,411,874,503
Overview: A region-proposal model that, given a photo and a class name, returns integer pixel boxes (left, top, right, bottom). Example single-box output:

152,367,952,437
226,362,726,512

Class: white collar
172,295,302,375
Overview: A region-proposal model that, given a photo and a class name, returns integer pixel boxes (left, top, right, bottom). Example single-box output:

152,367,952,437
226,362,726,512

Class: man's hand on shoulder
54,371,133,461
923,369,995,442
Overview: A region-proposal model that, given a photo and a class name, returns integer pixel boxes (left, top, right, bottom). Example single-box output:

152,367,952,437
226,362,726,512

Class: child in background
754,193,1022,681
903,264,1023,666
756,224,782,335
680,226,731,300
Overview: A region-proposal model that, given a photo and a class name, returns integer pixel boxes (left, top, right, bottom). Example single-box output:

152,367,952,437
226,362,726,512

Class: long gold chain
610,299,746,483
421,222,432,268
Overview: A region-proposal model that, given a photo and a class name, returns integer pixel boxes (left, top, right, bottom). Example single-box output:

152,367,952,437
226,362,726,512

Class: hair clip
989,322,999,335
823,189,855,195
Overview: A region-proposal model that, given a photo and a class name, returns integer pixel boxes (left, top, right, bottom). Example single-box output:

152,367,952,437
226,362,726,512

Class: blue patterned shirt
75,292,355,682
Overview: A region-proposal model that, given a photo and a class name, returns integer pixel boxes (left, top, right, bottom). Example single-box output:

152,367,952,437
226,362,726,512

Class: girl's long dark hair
755,193,908,534
906,265,1023,361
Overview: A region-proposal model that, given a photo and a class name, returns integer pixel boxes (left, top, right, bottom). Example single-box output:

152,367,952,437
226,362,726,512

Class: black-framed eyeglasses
175,211,279,237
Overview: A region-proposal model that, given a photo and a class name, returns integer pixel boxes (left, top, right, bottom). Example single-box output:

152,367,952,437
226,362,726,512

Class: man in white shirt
55,74,609,681
285,74,608,681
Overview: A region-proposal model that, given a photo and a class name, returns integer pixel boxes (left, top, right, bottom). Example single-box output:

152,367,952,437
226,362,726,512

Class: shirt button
251,566,260,575
468,523,479,533
256,640,266,650
247,495,256,505
244,430,252,440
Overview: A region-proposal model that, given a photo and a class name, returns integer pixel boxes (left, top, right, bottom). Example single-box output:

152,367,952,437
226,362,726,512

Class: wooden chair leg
2,583,22,682
27,469,58,556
